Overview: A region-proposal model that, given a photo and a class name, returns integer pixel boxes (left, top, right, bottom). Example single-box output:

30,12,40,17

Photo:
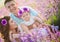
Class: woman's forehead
5,1,16,7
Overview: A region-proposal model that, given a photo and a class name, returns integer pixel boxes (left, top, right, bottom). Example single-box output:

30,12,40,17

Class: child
15,7,57,42
15,7,48,42
18,7,42,33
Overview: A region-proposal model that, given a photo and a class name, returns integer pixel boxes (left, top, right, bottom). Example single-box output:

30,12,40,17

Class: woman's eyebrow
11,3,15,6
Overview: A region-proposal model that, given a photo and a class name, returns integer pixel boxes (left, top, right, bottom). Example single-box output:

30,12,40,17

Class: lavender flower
23,7,29,12
1,19,7,26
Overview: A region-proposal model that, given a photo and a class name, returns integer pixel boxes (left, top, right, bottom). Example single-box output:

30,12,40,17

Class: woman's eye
8,6,10,8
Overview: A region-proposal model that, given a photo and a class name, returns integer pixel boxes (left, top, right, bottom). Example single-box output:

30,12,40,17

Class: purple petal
19,10,22,14
23,8,28,11
1,19,7,25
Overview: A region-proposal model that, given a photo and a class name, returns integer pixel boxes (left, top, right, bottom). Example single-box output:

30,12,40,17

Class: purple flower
18,10,23,17
23,8,28,11
1,19,7,26
19,10,22,14
23,7,29,12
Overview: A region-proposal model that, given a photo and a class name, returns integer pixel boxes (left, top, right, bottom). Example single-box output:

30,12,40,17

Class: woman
0,16,21,42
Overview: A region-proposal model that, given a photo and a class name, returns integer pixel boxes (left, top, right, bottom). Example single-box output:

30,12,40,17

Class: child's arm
34,16,43,23
37,14,47,22
21,24,33,36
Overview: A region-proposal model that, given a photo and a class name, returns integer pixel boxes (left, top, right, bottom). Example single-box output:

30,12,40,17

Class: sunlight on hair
0,0,5,8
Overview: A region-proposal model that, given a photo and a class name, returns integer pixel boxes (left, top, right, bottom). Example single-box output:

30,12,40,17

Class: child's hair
0,16,11,42
4,0,14,5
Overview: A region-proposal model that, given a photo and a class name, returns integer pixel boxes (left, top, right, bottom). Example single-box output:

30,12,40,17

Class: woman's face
9,18,17,30
5,1,18,14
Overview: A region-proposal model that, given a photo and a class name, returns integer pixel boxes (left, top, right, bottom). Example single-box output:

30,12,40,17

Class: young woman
0,16,21,42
